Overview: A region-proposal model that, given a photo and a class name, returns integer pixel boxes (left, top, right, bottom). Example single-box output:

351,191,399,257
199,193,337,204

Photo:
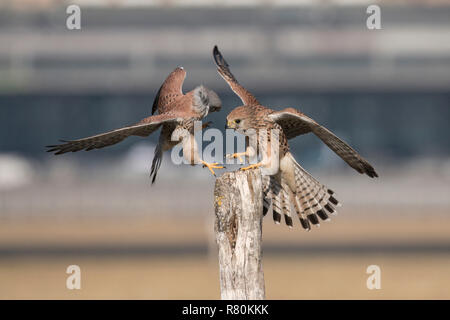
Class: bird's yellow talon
226,152,246,164
240,162,263,171
201,161,224,176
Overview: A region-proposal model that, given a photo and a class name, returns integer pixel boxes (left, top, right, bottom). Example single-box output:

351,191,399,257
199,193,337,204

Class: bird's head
226,106,256,134
207,89,222,113
192,86,222,117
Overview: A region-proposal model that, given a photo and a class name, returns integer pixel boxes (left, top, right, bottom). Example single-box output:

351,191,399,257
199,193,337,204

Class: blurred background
0,0,449,299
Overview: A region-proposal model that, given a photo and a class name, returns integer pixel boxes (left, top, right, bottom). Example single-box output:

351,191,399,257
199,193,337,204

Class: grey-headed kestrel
47,67,223,183
213,46,378,231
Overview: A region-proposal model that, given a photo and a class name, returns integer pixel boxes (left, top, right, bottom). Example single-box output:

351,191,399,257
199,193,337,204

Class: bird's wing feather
152,67,186,115
212,46,259,106
151,84,163,115
46,114,181,155
269,108,378,178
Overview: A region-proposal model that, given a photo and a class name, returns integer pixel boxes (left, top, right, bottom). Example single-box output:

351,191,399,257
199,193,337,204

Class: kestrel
47,67,223,183
213,46,378,231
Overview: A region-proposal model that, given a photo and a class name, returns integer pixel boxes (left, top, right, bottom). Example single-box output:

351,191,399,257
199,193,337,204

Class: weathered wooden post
213,169,265,300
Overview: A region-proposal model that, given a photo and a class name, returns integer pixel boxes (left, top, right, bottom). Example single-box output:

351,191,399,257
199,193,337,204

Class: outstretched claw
240,162,263,171
226,152,247,164
201,160,224,176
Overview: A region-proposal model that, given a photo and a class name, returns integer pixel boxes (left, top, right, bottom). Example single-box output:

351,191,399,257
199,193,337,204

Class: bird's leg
181,132,224,176
201,160,224,176
238,146,267,171
239,132,281,174
226,146,255,164
226,151,247,164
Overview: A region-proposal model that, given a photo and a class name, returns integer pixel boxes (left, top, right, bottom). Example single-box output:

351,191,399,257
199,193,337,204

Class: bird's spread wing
46,114,181,155
269,108,378,178
212,45,259,106
152,67,186,115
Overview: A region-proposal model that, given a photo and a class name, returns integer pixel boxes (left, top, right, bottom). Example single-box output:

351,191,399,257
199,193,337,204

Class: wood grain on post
213,169,265,300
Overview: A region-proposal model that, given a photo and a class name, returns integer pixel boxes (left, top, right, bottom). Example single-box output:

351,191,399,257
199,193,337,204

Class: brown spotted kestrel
47,67,223,183
213,45,378,231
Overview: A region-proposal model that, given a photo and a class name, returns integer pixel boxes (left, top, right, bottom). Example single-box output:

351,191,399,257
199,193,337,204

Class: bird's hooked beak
225,119,235,130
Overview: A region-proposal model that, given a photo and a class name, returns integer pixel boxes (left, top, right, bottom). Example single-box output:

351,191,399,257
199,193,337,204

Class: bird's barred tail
287,152,341,231
262,154,341,231
281,183,294,227
262,175,294,228
264,175,283,225
262,175,272,217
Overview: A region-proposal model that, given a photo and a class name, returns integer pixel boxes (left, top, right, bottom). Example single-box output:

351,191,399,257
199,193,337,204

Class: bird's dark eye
235,119,241,124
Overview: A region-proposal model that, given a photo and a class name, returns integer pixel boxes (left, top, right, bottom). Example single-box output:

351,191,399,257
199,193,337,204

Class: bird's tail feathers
262,175,272,217
262,154,341,231
262,175,293,228
287,152,341,231
281,183,294,227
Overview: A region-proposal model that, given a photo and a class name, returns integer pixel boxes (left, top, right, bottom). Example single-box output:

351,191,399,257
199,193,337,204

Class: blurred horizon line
1,242,449,259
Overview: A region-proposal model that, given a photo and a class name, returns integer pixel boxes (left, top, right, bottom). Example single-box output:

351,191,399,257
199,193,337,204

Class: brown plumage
213,46,260,107
47,67,223,183
214,45,378,231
